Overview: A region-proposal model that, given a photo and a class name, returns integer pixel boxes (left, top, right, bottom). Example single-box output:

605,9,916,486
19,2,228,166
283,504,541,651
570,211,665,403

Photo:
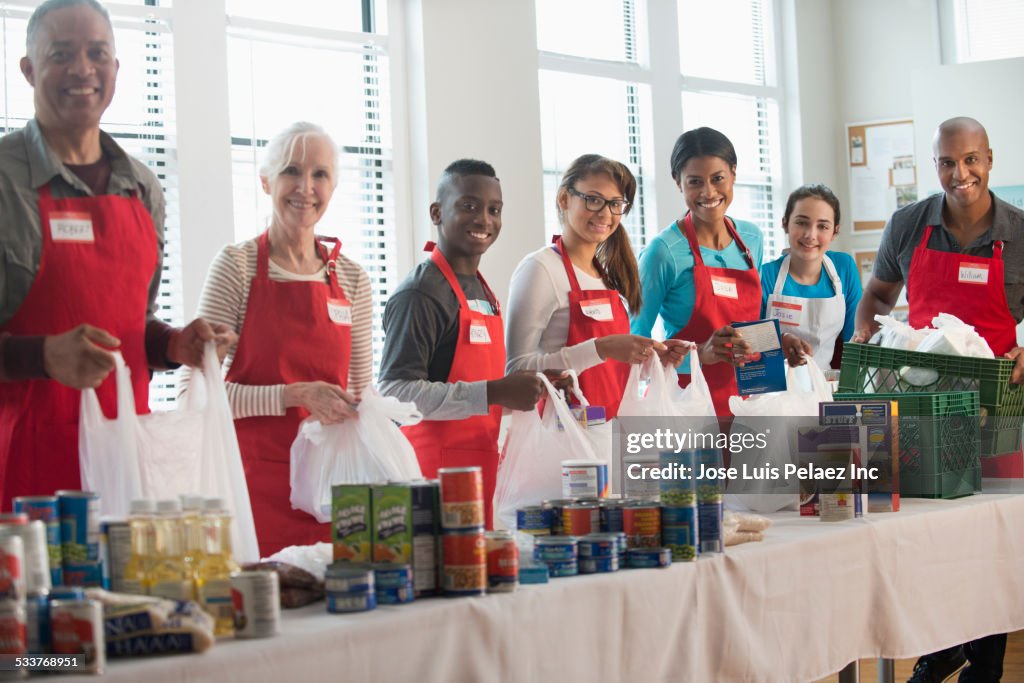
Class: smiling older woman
181,122,373,556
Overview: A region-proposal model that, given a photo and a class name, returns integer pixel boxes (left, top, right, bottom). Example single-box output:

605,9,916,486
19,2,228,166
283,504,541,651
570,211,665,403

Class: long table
66,490,1024,682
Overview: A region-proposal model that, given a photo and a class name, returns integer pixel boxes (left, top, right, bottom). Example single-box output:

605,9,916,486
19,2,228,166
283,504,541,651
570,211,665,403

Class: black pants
925,633,1006,682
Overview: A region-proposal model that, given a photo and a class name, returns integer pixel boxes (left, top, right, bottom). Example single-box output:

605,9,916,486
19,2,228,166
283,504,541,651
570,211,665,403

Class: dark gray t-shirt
873,192,1024,322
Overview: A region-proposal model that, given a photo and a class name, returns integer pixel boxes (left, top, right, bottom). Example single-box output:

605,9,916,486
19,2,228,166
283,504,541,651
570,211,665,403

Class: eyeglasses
567,187,630,215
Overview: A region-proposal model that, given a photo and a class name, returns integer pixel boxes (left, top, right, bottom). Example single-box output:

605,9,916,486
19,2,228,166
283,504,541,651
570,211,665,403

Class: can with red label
622,502,661,548
562,502,599,537
441,529,486,596
0,530,25,602
438,468,485,529
50,599,104,674
484,530,518,593
230,571,280,638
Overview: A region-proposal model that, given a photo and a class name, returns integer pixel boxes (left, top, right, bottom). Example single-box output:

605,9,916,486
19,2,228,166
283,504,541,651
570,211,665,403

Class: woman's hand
699,326,751,367
595,334,667,364
284,381,359,424
781,333,812,367
657,339,691,368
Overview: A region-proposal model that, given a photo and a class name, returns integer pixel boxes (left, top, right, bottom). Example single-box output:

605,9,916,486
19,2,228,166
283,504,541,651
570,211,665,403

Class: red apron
672,214,761,418
225,232,352,557
907,225,1017,356
0,184,155,508
402,243,506,528
554,236,630,418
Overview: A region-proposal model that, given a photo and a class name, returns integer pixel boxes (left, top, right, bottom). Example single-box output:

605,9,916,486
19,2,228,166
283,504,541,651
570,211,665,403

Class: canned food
26,591,49,655
441,529,486,596
515,506,552,535
623,503,661,548
578,533,617,558
57,491,101,563
533,536,578,563
326,591,377,613
324,564,374,594
662,505,699,561
562,503,599,537
627,547,672,569
0,600,27,657
598,499,624,532
49,598,103,674
579,555,619,573
546,560,578,578
0,532,24,601
0,514,27,526
375,583,414,604
485,531,518,593
230,571,280,638
14,497,62,588
438,468,485,529
370,563,414,588
698,500,724,554
560,461,608,499
100,520,131,593
49,586,85,601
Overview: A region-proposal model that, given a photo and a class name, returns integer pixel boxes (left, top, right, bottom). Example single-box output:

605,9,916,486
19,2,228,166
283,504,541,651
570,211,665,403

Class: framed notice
847,120,917,232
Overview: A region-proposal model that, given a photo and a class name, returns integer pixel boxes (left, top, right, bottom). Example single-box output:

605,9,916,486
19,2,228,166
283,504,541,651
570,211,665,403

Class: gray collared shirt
0,118,166,326
873,191,1024,322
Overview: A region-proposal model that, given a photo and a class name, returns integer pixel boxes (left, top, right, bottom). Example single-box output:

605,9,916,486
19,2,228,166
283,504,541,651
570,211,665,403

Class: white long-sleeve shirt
505,244,619,374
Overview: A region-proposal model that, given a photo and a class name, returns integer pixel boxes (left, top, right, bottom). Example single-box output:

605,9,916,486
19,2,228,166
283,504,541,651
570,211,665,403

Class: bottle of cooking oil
179,494,204,580
195,498,240,636
149,499,195,601
121,498,156,595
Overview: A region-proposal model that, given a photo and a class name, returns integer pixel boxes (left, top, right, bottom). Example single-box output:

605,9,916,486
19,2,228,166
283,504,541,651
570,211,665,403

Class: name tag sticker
710,275,738,299
958,262,989,285
580,298,614,322
49,212,94,243
327,299,352,325
769,300,803,326
469,321,492,345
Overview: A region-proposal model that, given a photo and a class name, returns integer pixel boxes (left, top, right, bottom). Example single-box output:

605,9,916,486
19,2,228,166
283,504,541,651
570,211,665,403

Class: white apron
766,253,846,368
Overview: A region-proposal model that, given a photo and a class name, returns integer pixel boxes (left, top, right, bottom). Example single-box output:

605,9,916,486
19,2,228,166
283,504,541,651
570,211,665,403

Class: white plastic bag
493,373,599,531
78,353,146,516
618,343,715,418
916,313,994,358
727,358,833,513
289,387,423,523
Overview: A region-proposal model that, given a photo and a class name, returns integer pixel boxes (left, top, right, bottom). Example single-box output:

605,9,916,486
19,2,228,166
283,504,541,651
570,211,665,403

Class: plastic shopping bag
493,373,599,531
79,353,146,517
289,387,423,523
727,358,833,512
618,343,715,419
873,314,932,351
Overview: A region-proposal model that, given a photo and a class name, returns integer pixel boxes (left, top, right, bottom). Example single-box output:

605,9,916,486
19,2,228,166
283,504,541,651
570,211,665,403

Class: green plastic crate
833,391,981,499
838,343,1023,457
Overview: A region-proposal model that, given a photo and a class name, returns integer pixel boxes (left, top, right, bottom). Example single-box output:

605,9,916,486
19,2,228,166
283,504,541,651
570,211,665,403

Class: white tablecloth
66,491,1024,683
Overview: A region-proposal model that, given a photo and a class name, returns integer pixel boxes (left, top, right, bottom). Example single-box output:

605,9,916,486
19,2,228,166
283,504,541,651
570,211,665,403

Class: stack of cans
659,451,698,562
325,563,376,613
373,563,414,604
438,467,486,597
578,533,620,573
533,536,578,577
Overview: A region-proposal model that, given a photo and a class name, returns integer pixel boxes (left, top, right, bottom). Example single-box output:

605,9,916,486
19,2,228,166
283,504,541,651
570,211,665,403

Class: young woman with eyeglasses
631,128,808,418
505,154,687,420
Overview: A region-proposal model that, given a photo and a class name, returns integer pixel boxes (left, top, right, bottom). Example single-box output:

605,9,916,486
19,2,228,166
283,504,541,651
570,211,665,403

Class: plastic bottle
179,494,204,579
195,498,240,636
121,499,156,595
149,499,195,601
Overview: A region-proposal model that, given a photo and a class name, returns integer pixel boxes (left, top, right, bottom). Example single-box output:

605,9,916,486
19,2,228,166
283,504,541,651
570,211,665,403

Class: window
536,0,656,250
225,1,395,377
939,0,1024,63
1,1,183,409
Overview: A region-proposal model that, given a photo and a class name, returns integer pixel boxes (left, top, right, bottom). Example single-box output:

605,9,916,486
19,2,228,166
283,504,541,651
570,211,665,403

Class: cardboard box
819,401,900,512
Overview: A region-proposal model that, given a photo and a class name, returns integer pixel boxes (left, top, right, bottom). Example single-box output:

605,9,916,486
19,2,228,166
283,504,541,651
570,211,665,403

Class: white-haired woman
185,122,373,556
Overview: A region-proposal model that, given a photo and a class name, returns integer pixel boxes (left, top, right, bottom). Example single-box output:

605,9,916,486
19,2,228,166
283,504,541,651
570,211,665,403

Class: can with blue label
697,500,724,554
26,591,49,654
578,533,617,558
327,590,376,614
325,564,374,594
546,559,578,578
376,583,414,604
661,505,698,562
371,563,413,588
533,536,577,563
515,506,552,536
579,555,619,574
543,499,576,535
48,586,85,601
598,499,624,532
13,496,62,587
627,547,672,569
57,491,102,587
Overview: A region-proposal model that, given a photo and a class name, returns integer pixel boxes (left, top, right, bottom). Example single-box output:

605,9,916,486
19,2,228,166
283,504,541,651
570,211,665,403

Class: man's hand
1005,347,1024,385
167,318,238,367
284,381,359,424
43,324,119,389
487,371,546,411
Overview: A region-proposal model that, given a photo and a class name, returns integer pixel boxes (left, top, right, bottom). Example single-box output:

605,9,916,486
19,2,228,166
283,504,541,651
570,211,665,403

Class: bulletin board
846,120,917,232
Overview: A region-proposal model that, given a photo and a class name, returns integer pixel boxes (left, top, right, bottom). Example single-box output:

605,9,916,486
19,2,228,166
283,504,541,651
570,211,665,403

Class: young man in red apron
0,1,233,508
854,117,1024,683
378,160,550,528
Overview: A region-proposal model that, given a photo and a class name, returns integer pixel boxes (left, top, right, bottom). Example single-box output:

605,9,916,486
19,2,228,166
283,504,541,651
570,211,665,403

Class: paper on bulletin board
853,249,908,321
847,120,917,231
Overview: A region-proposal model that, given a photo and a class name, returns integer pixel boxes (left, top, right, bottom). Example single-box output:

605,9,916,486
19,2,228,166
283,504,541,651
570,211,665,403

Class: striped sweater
178,237,373,418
